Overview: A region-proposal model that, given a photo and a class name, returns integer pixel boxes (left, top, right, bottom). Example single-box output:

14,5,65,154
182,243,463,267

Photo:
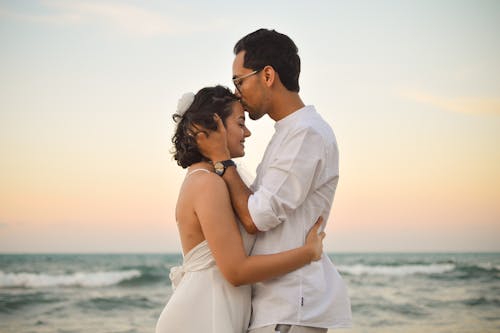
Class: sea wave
462,296,500,307
337,264,455,276
476,262,500,271
116,265,168,286
447,262,500,280
0,270,141,288
77,295,159,311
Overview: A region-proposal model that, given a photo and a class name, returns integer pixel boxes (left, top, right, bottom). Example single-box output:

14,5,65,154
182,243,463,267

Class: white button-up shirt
248,105,352,329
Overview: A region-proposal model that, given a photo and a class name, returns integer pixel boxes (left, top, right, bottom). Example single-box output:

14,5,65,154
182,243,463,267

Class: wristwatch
213,159,236,176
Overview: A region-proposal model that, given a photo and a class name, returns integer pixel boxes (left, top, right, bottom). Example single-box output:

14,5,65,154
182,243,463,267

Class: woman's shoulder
182,170,231,214
185,169,226,190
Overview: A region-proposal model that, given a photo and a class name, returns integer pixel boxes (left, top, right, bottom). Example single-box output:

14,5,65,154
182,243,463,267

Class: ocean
1,252,499,333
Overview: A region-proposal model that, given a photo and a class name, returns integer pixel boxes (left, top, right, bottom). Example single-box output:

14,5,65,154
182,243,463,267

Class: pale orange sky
1,1,499,253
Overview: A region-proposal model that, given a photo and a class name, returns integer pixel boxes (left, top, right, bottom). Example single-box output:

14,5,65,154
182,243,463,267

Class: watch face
214,162,224,175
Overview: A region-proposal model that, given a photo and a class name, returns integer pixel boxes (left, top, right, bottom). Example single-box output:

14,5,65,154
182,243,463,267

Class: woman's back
176,166,256,257
156,166,252,333
175,168,212,255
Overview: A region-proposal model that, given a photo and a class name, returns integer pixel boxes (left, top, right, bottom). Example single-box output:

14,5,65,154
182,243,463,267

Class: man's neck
268,91,305,122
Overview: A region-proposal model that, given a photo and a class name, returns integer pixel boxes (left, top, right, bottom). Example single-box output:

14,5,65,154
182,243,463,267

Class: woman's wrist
303,244,315,263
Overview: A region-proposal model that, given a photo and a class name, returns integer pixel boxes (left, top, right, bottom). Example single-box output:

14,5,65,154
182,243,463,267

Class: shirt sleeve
248,126,324,232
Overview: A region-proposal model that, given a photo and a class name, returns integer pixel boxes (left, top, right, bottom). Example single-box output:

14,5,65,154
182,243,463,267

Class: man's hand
195,114,231,162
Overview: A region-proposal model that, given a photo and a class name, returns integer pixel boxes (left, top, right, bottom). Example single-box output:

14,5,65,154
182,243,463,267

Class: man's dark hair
234,28,301,92
172,85,238,168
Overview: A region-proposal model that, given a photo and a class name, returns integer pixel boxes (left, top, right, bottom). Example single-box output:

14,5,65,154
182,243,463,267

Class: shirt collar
274,105,315,130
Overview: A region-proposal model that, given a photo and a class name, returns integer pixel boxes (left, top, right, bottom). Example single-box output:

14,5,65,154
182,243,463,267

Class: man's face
232,51,267,120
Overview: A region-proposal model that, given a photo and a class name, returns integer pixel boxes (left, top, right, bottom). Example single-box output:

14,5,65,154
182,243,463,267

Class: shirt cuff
248,189,283,232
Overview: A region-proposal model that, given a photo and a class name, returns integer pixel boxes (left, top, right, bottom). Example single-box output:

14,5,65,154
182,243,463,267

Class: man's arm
196,115,259,234
197,115,327,234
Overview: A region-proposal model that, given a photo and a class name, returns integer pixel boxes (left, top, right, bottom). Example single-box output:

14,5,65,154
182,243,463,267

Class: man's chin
248,111,264,120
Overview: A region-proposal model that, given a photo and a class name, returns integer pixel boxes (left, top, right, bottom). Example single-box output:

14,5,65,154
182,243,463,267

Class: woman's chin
231,151,244,159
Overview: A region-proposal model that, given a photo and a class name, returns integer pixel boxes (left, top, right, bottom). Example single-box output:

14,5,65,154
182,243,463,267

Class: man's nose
234,89,242,99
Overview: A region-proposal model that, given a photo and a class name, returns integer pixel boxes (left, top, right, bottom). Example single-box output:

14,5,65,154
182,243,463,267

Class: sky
0,0,499,253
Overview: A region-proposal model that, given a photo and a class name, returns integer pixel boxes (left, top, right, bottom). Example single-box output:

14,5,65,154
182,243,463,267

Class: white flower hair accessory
174,92,195,123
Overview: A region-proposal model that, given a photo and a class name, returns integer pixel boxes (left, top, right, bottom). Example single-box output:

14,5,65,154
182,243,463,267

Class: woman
156,86,325,333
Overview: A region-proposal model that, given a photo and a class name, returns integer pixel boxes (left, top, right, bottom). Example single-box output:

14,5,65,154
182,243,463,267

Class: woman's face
225,102,251,158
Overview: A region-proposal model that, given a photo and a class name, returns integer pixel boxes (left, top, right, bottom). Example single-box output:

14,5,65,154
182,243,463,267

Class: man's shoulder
289,111,336,144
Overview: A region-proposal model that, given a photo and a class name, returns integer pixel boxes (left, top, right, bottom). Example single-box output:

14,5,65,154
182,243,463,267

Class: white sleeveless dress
156,168,255,333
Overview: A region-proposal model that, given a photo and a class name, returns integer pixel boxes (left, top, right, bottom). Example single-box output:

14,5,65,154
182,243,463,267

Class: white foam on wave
337,264,455,276
477,262,500,271
0,270,141,288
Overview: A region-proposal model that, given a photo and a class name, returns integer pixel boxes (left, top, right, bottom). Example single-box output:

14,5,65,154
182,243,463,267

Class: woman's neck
188,160,214,173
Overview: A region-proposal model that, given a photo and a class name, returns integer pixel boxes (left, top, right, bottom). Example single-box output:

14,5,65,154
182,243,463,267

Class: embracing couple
156,29,352,333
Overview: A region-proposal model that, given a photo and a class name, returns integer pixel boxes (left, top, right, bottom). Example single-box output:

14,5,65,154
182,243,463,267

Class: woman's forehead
231,102,245,117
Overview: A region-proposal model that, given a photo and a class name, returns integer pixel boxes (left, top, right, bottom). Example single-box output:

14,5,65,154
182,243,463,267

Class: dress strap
186,168,211,178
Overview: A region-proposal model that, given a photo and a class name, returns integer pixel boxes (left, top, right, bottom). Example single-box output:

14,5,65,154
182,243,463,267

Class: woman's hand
195,114,231,162
305,216,326,262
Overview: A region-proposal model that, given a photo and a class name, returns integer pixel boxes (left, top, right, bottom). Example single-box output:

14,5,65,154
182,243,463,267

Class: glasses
232,69,263,93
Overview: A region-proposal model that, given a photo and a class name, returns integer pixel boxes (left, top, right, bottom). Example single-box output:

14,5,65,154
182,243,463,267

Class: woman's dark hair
172,85,238,168
234,28,301,92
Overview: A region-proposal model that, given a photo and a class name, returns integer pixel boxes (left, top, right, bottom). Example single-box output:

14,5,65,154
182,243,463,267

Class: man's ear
263,65,275,88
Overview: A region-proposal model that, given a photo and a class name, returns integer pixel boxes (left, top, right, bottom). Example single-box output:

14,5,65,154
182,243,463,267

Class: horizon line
1,250,499,255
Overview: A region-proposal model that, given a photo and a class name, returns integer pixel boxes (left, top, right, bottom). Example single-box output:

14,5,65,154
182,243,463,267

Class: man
197,28,352,333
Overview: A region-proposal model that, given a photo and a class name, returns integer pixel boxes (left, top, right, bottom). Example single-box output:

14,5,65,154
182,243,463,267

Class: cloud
401,90,500,116
0,1,221,37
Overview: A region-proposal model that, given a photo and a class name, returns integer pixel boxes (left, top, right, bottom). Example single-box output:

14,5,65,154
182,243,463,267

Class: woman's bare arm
193,173,324,286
